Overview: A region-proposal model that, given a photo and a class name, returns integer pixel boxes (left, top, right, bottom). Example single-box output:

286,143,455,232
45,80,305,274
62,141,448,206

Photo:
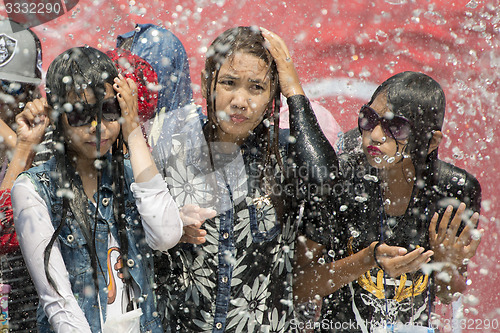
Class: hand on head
260,27,304,98
113,74,140,141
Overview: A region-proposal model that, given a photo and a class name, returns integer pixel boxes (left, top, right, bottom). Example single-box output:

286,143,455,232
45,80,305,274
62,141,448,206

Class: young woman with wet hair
150,26,338,332
11,47,190,332
295,71,482,332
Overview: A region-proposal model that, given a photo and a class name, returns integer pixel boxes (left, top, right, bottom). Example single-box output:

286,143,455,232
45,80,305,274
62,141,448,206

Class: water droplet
452,147,464,160
318,257,326,265
94,159,104,169
423,11,447,25
363,174,378,182
481,200,491,212
328,250,335,258
355,196,368,203
63,103,73,112
384,0,407,4
471,229,481,240
340,205,348,211
216,111,229,121
464,295,479,306
375,30,388,44
466,0,478,8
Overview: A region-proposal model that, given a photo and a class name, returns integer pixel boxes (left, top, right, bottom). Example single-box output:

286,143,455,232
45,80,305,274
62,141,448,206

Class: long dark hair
203,26,285,213
44,47,130,296
368,71,446,245
368,71,445,188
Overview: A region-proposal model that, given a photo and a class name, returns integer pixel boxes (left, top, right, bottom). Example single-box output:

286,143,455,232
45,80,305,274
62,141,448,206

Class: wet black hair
46,46,118,117
43,47,130,297
366,71,447,249
367,71,445,188
203,26,285,215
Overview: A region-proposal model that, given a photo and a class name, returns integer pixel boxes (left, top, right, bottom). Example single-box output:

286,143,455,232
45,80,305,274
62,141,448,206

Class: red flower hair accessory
106,49,159,122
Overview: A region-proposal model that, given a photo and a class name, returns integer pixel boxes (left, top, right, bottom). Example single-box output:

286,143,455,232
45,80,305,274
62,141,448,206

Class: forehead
370,93,394,118
219,52,269,80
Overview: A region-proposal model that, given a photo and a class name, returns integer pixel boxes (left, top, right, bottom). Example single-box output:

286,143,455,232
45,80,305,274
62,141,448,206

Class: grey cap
0,20,42,85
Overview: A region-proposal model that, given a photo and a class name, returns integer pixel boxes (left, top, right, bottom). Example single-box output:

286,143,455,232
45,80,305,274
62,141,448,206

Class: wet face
212,52,271,145
361,93,410,169
62,83,120,161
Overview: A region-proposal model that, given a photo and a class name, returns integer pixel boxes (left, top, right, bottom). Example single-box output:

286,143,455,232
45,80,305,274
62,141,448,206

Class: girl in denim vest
11,47,198,332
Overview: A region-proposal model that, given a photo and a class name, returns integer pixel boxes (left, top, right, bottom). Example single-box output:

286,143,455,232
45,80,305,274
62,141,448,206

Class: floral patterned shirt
150,104,318,332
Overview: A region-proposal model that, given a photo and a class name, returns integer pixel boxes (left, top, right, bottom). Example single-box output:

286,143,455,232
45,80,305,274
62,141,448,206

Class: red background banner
1,0,498,331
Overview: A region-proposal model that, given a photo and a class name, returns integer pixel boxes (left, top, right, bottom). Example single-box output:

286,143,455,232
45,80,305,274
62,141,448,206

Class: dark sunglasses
358,104,411,141
66,97,121,127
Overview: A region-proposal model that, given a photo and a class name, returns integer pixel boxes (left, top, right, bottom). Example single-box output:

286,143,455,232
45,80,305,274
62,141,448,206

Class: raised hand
16,98,50,146
374,242,433,278
260,27,305,98
179,204,217,245
429,202,482,269
113,74,140,142
0,98,50,190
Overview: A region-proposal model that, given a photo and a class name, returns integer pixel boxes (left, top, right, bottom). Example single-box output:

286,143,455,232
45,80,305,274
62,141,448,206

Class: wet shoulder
21,157,57,181
433,159,481,213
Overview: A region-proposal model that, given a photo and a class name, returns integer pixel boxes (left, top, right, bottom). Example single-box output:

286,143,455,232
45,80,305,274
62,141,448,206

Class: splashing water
384,0,407,4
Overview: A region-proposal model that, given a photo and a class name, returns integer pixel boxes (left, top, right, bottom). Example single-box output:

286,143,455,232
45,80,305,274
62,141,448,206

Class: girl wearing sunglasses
10,47,190,332
295,71,482,332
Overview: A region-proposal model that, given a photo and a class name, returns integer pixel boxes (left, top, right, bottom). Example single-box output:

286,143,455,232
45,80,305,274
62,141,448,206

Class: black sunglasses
66,97,121,127
358,104,411,141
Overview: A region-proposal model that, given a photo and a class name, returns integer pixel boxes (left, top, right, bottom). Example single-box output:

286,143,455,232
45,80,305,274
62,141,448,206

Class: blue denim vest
22,156,162,333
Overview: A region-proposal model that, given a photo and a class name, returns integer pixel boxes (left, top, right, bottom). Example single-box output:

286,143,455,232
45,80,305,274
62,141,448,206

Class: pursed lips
230,113,248,124
366,145,382,156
